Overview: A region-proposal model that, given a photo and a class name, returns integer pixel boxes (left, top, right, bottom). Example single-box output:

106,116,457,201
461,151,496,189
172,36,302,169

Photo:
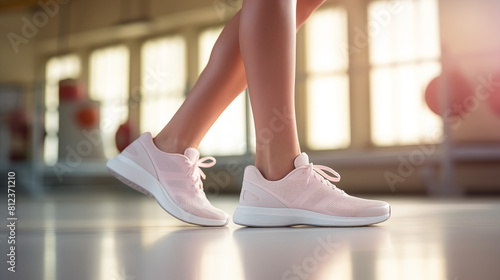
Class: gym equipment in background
58,79,105,162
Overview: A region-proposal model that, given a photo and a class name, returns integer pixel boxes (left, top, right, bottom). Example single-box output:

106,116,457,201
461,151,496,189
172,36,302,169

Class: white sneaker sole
107,154,228,227
233,205,390,227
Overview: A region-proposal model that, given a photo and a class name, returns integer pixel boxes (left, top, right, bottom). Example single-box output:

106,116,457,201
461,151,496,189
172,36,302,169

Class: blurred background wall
0,0,499,196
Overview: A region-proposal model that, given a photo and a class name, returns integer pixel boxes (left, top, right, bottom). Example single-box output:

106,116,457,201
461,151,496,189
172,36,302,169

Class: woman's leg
154,0,326,159
239,0,299,180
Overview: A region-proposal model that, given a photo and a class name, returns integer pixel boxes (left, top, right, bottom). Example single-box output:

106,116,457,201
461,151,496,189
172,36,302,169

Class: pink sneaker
233,153,390,227
107,132,229,226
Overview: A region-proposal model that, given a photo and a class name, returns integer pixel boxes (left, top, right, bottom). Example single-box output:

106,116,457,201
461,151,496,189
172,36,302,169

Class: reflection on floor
1,189,500,280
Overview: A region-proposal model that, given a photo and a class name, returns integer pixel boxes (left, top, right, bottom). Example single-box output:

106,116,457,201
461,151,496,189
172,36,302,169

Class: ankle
153,134,192,154
255,157,297,181
258,168,291,181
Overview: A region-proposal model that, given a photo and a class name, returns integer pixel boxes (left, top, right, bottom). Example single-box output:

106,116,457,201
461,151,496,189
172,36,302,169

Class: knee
298,0,326,14
244,0,297,7
310,0,327,6
296,0,326,24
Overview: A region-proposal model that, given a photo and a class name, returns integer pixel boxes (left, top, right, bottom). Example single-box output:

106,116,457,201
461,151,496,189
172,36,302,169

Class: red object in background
488,72,500,116
59,79,85,102
8,110,30,161
75,106,99,129
115,121,132,152
425,70,472,117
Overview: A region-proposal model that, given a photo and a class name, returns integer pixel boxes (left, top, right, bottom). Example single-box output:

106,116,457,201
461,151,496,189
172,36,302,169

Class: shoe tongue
294,153,310,168
184,148,200,162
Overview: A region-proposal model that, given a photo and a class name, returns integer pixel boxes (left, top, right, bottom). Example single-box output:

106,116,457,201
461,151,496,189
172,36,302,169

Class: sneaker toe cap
204,207,230,222
357,201,390,217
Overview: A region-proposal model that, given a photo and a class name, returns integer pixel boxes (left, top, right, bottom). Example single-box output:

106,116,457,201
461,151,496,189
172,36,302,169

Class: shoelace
187,156,216,189
305,163,341,189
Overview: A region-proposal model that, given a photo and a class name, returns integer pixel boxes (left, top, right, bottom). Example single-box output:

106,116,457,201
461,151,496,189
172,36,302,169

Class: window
369,0,442,146
198,26,248,156
141,36,186,135
89,45,129,158
305,7,351,150
44,54,81,165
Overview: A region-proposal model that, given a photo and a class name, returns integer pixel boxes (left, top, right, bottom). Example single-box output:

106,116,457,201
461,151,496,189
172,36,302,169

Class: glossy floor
1,190,499,280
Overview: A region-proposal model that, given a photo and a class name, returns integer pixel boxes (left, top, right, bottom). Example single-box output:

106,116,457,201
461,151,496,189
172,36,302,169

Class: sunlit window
141,36,186,135
305,7,351,150
44,54,81,165
198,26,248,156
369,0,442,146
89,45,129,158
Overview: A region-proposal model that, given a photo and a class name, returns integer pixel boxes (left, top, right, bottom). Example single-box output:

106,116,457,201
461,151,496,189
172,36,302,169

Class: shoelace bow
187,156,216,189
305,163,342,190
